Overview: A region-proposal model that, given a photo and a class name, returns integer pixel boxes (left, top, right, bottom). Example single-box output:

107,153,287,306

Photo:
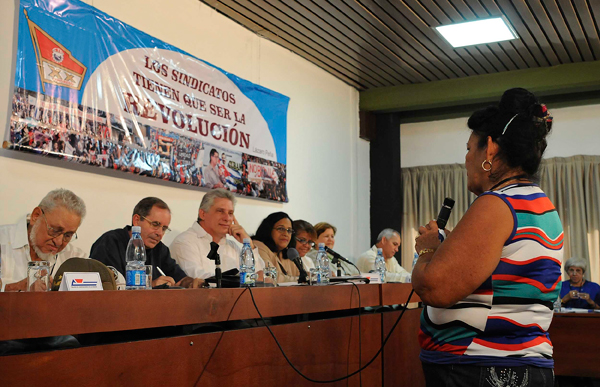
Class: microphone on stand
324,247,360,275
332,256,342,277
287,248,308,284
207,242,221,288
436,198,455,242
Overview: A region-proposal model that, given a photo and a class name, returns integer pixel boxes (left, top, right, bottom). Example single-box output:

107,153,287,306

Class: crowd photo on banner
8,88,287,202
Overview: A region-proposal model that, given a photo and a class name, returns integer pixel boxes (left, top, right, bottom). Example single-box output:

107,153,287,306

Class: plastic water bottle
374,248,386,283
315,243,330,285
239,238,256,287
125,226,146,290
412,252,419,273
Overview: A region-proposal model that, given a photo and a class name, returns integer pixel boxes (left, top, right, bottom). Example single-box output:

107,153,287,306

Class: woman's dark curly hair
252,211,295,256
468,88,553,180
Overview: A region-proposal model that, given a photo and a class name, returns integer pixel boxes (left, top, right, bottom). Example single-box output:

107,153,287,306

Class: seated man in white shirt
356,228,410,283
170,189,265,279
0,188,87,292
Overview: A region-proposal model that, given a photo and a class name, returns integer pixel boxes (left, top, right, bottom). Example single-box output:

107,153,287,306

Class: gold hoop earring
482,160,492,172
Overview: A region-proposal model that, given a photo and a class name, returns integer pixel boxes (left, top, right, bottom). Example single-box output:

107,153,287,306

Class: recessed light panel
435,18,518,48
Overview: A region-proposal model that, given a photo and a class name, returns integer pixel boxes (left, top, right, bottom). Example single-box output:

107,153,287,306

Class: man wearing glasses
170,189,265,279
90,197,202,288
0,188,87,292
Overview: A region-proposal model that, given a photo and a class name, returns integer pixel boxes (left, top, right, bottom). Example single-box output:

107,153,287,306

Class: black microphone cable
350,282,362,387
246,284,414,384
194,287,249,386
339,282,363,386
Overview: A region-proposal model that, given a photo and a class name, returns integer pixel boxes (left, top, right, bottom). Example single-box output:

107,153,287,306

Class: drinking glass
263,265,278,287
27,261,50,292
145,265,153,290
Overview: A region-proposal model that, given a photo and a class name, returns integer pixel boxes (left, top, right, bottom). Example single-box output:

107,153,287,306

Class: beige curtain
401,156,600,284
401,164,476,270
539,156,600,283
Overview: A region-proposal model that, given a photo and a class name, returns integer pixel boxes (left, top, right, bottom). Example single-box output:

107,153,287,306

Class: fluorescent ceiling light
435,18,518,48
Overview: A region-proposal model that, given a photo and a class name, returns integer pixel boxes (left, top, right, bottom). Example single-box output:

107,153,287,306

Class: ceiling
199,0,600,91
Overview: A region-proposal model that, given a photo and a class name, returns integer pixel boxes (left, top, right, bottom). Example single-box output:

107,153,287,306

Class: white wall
0,0,370,260
401,103,600,167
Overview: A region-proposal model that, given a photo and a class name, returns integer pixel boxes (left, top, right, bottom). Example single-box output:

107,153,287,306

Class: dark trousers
422,362,554,387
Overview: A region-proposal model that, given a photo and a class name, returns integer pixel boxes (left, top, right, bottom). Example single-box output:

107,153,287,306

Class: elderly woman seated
560,257,600,310
306,222,359,276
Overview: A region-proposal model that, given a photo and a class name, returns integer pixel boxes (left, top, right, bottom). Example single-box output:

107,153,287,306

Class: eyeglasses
140,215,171,233
296,237,315,248
39,209,77,243
273,226,295,235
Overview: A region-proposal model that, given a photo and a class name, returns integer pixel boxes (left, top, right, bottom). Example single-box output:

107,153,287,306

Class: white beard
29,221,57,261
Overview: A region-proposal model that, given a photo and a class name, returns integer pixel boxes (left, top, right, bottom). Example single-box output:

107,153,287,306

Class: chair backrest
51,258,117,291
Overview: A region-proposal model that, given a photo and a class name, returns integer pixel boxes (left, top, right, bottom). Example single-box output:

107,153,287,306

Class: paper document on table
560,307,594,313
278,281,304,287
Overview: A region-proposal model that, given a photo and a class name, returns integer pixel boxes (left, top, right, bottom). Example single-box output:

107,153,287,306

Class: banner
5,0,290,202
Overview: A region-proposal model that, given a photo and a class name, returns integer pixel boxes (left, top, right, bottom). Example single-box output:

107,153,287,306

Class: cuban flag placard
6,0,290,202
58,272,103,291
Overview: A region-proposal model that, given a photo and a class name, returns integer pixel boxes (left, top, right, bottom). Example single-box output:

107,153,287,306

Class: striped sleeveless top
419,183,563,368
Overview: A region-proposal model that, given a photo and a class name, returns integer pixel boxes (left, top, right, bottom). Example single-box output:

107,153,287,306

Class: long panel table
549,313,600,378
0,283,421,386
0,284,593,385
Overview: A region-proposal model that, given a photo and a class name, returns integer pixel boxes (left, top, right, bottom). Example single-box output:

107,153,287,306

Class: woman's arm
254,241,278,269
412,194,514,308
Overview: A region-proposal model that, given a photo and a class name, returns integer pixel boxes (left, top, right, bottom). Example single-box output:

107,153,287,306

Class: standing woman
413,88,562,387
252,212,298,283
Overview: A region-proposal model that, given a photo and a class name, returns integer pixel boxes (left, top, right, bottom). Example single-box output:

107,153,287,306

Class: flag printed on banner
7,0,289,202
25,9,87,92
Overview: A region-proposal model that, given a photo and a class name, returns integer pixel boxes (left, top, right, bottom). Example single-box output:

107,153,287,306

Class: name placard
58,272,103,291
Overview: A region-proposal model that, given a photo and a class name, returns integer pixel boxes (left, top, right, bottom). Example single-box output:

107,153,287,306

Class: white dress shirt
202,164,224,188
170,221,265,279
0,215,87,291
356,245,411,283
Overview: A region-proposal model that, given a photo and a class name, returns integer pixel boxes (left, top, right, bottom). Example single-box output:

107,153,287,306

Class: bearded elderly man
90,197,202,288
170,189,265,279
0,189,87,292
357,228,411,283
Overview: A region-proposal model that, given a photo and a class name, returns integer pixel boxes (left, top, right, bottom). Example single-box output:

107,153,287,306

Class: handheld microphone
437,198,455,241
287,248,308,284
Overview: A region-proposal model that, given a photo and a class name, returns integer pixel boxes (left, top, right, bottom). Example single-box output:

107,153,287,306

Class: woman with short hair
307,222,358,276
292,220,317,274
560,257,600,309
